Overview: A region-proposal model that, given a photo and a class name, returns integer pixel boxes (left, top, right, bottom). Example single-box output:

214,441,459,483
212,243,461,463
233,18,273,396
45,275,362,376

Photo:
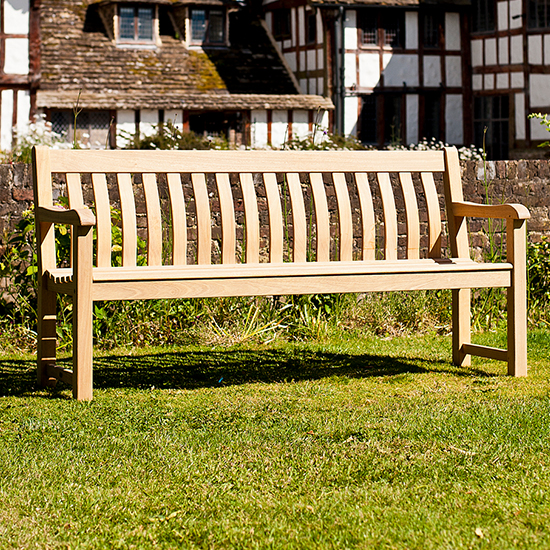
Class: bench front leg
452,288,471,367
72,225,94,400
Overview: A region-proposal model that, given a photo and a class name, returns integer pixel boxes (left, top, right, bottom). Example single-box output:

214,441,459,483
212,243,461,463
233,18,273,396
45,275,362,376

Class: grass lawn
1,329,550,549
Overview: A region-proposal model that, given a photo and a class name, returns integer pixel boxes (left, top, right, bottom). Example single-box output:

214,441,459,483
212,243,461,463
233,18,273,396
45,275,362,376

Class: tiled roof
39,1,333,111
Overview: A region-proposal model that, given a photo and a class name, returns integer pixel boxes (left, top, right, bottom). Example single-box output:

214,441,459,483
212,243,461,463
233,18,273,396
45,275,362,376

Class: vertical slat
216,173,236,264
310,173,330,262
142,173,163,266
420,172,442,258
117,173,137,267
355,173,375,261
287,172,307,263
333,173,353,261
191,173,211,265
92,173,112,268
167,173,187,266
240,173,260,263
66,173,84,209
377,172,398,261
452,288,471,367
263,173,283,263
399,172,420,260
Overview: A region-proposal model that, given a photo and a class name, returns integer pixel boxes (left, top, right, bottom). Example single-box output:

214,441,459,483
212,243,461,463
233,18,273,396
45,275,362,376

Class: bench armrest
452,201,530,220
36,205,96,227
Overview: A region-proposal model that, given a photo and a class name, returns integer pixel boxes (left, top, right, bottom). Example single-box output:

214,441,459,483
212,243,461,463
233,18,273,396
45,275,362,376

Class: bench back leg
37,282,57,387
452,288,471,367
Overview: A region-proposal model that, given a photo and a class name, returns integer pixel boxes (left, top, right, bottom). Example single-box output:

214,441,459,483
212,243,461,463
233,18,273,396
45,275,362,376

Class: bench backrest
33,147,468,270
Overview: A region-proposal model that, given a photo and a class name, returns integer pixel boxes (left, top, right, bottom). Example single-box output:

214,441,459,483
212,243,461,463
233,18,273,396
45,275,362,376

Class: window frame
422,10,443,49
528,0,550,29
471,0,496,33
189,7,227,46
273,8,292,41
359,10,405,50
116,5,158,45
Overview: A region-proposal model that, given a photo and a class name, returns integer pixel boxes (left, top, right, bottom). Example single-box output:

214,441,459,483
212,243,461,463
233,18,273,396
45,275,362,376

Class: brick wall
1,160,549,260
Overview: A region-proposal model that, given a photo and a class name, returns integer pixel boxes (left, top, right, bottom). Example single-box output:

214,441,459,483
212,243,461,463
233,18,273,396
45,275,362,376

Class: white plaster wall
531,116,550,140
423,56,441,86
308,78,317,94
471,40,483,67
496,73,508,89
251,109,268,148
117,110,135,148
383,54,419,87
345,10,357,50
509,0,522,29
530,74,550,107
299,51,305,72
293,110,309,140
473,74,482,90
484,73,495,89
545,35,550,64
299,79,307,93
529,35,543,64
497,1,508,31
511,72,524,89
359,53,380,88
165,109,183,130
499,37,509,64
265,12,272,30
317,77,323,94
446,56,462,87
5,0,29,34
445,95,463,144
307,50,316,71
345,52,357,88
405,12,418,50
485,38,497,65
1,90,14,151
317,48,323,70
406,94,418,145
290,8,297,46
284,52,297,73
445,13,461,51
515,93,525,140
272,109,289,147
344,96,358,136
298,7,305,47
140,109,158,137
16,90,30,136
510,35,523,63
4,38,28,74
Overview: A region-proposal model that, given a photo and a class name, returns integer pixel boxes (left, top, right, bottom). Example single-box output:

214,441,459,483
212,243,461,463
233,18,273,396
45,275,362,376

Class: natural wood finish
191,173,211,265
333,173,353,261
287,172,307,262
31,145,532,400
167,173,187,266
215,173,236,264
420,172,442,258
142,173,163,266
355,173,375,261
399,172,420,260
117,173,138,267
264,173,284,263
378,172,398,261
92,173,112,268
240,173,260,264
310,173,330,262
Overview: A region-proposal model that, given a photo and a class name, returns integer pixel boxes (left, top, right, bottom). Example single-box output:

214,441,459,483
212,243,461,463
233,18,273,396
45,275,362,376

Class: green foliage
528,112,550,147
528,238,550,326
283,132,368,151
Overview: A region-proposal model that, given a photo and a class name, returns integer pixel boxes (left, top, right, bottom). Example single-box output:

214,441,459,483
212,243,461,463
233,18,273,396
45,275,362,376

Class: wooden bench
32,146,530,400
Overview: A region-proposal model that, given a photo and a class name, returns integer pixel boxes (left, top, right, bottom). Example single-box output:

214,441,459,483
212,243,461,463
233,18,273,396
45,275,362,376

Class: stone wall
1,160,549,260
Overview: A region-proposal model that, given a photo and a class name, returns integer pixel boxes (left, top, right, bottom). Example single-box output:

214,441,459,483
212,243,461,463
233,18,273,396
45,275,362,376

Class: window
474,95,509,159
384,95,403,144
360,11,405,48
190,8,225,45
359,95,378,144
273,9,291,40
306,12,317,44
423,12,442,49
51,111,112,149
423,93,441,140
472,0,495,32
118,6,154,42
528,0,550,28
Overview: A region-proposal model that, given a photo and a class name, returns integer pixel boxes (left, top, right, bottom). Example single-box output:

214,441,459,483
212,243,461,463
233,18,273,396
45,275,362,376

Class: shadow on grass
0,348,494,398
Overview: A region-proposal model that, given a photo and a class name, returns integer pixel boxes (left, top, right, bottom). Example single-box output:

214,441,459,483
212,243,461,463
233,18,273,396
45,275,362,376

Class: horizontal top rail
43,148,447,174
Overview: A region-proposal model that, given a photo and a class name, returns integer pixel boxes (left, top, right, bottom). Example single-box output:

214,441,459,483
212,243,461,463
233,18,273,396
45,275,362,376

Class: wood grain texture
287,173,307,262
215,173,236,264
92,173,112,268
142,173,163,266
310,173,330,262
263,173,283,263
355,173,376,261
333,173,353,261
420,172,442,258
378,172,398,261
167,173,187,266
66,173,84,209
240,173,260,264
399,172,420,260
191,173,211,265
117,173,137,267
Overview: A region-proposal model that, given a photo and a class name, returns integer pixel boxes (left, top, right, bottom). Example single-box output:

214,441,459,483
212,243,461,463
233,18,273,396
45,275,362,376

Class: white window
118,5,155,43
190,8,225,45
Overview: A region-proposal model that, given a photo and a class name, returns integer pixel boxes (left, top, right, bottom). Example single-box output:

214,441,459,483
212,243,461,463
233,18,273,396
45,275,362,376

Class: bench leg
37,282,57,388
507,219,528,377
452,288,471,367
